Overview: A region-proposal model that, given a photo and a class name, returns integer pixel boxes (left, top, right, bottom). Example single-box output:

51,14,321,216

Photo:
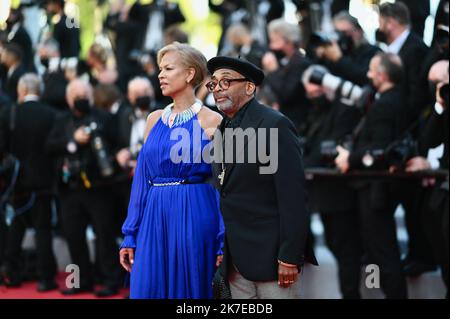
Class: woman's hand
120,248,135,272
216,255,223,267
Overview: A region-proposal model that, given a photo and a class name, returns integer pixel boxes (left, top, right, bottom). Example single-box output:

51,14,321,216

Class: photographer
43,0,80,59
39,38,70,111
46,79,122,297
312,11,380,86
0,73,57,291
262,19,311,132
104,1,145,93
377,2,429,126
335,53,408,298
302,65,362,299
110,77,155,238
406,60,449,296
0,43,26,102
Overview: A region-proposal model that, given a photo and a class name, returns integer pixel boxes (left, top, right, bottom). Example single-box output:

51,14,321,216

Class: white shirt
387,29,410,55
23,95,39,103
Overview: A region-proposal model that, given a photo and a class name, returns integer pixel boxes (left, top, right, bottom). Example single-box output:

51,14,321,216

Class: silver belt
149,180,186,187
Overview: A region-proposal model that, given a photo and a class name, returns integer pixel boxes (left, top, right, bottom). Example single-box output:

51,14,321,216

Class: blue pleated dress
120,103,224,299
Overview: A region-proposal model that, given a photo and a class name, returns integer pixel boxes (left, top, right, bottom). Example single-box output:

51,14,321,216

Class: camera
303,65,374,109
319,137,354,168
309,31,354,55
128,49,154,67
84,122,115,178
439,83,449,108
362,135,418,170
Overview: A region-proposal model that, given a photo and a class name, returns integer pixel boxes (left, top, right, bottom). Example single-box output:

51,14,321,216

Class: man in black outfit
0,43,26,102
0,73,58,292
301,65,363,298
44,0,80,59
263,19,311,132
378,2,436,276
397,0,430,39
6,8,35,72
315,11,381,86
207,56,317,299
335,53,408,299
47,79,122,297
406,61,449,297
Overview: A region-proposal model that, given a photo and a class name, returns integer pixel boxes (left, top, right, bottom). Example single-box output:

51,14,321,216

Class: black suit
397,33,436,269
53,15,80,58
398,0,430,38
47,108,122,289
0,65,26,102
303,100,362,299
8,24,36,72
418,106,449,294
264,52,311,131
348,87,408,298
0,99,57,283
398,32,430,128
324,43,381,86
212,99,317,283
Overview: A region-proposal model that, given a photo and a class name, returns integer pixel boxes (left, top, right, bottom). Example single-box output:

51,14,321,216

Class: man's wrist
278,260,299,268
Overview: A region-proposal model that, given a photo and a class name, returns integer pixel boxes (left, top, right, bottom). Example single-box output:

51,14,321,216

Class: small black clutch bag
212,266,232,299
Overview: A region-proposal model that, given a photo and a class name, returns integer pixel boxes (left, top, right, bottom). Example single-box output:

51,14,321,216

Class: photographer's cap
207,56,265,86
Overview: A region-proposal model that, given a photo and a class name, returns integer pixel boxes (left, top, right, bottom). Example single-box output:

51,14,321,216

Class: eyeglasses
205,78,249,92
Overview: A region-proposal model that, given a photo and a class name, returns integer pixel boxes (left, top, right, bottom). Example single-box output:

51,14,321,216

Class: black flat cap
207,56,265,86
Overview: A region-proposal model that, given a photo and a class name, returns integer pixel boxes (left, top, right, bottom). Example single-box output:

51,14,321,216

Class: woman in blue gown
119,43,224,299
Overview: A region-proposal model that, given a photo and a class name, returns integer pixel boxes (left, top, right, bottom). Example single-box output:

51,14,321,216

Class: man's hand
335,145,350,173
116,148,131,168
406,156,431,172
73,127,90,145
262,52,280,73
278,262,299,288
119,248,135,273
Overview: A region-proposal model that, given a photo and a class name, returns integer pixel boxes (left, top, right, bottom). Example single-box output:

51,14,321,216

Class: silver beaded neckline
161,99,202,128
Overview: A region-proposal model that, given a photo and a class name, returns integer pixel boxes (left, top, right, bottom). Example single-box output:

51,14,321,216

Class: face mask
272,49,286,62
337,32,354,55
73,98,91,115
375,29,388,44
40,57,50,69
135,96,152,111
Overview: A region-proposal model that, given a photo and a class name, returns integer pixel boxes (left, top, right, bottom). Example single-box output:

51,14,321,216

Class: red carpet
0,273,129,299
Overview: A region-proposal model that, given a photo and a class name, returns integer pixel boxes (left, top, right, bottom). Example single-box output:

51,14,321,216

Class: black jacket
398,32,430,126
53,14,80,58
349,87,404,169
419,106,449,170
325,42,381,86
212,99,317,282
264,51,311,130
8,24,36,72
0,64,26,102
46,107,116,190
303,100,361,213
0,100,57,193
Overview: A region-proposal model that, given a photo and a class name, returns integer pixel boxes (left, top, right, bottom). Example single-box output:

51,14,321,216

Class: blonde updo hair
157,42,208,89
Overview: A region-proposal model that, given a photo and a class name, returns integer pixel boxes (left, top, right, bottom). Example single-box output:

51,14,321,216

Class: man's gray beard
216,99,234,112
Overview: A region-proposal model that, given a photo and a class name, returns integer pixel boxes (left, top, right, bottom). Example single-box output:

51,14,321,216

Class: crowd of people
0,0,448,299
